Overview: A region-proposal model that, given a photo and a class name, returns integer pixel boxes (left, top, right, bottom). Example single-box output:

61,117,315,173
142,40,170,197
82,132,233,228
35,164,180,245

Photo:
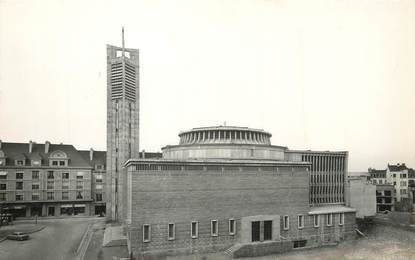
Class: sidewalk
0,223,46,242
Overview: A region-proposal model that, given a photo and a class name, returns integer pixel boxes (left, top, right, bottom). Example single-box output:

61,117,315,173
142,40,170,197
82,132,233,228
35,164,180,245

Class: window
251,221,260,242
326,214,333,226
393,181,396,185
32,171,39,179
32,193,39,200
95,174,103,182
16,172,23,179
283,215,290,230
229,219,236,235
314,215,319,227
191,221,198,238
293,240,307,248
401,181,407,186
168,223,175,240
62,181,69,189
52,161,58,166
385,190,392,196
339,213,344,226
16,160,24,166
96,165,103,170
32,183,39,190
47,192,54,200
16,182,23,190
0,184,6,190
379,180,383,184
143,224,150,242
393,174,396,178
76,181,83,189
47,171,54,179
264,220,272,241
59,161,65,166
0,172,7,179
211,220,218,236
0,193,6,201
298,215,304,229
95,193,102,201
62,192,69,200
402,174,407,178
373,179,377,184
401,189,407,195
47,181,54,189
77,172,84,179
76,191,83,199
62,172,69,179
16,194,23,201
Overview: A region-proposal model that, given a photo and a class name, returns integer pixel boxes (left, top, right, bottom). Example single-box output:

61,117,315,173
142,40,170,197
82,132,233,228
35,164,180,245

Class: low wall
233,241,293,258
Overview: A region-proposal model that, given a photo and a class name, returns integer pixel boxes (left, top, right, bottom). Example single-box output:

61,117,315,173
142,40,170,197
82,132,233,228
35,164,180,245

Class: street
0,217,100,260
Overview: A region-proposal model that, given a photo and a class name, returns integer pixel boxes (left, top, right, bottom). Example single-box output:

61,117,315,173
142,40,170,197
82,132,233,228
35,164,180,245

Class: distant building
375,184,395,212
369,164,414,201
0,140,105,218
346,173,376,218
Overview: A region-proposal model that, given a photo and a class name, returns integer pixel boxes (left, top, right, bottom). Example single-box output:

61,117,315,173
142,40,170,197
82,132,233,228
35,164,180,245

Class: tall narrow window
283,215,290,230
339,213,344,226
211,220,218,236
191,221,198,238
229,219,236,235
251,221,260,242
298,215,304,229
314,215,319,227
264,220,273,241
143,224,150,242
168,223,175,240
326,214,333,226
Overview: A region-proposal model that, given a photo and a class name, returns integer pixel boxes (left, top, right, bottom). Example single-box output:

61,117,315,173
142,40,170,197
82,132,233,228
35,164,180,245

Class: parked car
7,232,29,241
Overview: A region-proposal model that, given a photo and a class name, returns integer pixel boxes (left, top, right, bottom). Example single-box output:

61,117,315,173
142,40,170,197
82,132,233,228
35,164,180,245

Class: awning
74,204,86,207
308,206,356,215
77,172,84,176
0,171,7,176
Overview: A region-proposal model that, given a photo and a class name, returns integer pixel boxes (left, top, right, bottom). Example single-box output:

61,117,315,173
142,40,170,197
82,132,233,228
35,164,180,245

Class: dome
162,126,286,161
178,126,272,145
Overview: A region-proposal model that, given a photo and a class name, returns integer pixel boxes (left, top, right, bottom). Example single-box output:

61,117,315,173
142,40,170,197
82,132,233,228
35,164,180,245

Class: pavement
0,217,100,260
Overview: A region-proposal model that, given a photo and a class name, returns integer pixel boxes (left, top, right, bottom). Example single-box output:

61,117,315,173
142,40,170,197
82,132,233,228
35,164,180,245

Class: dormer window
16,160,24,166
32,160,41,166
49,151,68,167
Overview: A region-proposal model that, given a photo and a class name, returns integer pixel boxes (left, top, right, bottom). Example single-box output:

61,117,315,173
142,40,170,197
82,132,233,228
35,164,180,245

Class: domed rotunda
162,125,287,160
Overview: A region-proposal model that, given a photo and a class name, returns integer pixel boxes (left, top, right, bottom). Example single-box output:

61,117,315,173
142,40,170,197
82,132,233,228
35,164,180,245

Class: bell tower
106,28,140,221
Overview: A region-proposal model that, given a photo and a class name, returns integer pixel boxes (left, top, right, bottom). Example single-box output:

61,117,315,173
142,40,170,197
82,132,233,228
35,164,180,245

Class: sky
0,0,414,171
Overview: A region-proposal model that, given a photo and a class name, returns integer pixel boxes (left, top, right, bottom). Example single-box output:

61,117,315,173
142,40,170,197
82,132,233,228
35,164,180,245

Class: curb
76,223,94,260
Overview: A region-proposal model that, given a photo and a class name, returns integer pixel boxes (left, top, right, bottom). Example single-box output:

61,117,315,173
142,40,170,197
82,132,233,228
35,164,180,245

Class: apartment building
0,140,104,218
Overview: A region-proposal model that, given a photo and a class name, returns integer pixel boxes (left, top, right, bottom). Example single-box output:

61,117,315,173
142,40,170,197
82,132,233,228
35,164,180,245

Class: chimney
141,150,145,159
45,141,50,154
29,140,33,153
89,148,94,161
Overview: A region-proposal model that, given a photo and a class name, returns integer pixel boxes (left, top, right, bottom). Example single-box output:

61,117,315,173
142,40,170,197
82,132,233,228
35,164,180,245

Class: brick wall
128,165,311,257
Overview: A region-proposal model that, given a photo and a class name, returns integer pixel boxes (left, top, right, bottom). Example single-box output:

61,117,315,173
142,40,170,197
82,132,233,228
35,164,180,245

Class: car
7,232,29,241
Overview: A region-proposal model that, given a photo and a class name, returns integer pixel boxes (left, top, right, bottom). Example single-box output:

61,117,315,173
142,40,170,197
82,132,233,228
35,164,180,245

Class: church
105,32,356,259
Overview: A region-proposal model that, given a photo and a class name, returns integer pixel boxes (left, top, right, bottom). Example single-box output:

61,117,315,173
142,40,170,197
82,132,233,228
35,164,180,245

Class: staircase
223,243,243,258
